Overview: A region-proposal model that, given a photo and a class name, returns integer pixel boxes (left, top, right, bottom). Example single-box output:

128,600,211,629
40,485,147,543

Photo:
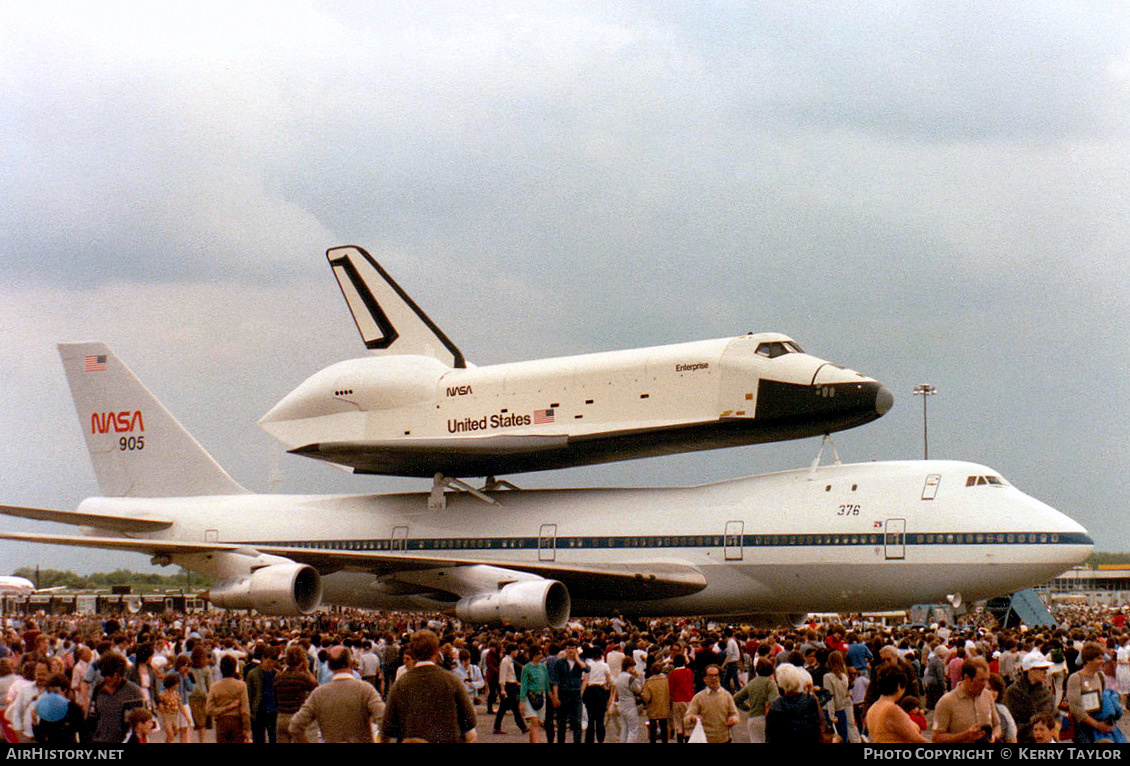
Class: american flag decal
533,408,555,424
84,355,107,372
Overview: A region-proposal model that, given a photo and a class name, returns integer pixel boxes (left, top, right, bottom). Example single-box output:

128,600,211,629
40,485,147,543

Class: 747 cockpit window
756,341,805,358
965,475,1008,487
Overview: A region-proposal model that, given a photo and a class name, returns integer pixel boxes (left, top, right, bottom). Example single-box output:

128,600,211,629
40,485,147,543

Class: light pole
913,384,937,459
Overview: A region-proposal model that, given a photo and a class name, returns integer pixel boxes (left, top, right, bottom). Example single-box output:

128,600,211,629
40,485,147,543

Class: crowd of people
1,603,1128,744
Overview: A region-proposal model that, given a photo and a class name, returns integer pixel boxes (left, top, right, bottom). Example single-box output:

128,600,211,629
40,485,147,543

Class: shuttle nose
259,385,324,428
259,367,357,448
808,363,893,421
875,385,894,416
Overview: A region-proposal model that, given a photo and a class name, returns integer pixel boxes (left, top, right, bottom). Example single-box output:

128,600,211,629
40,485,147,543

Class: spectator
381,630,475,743
290,645,383,743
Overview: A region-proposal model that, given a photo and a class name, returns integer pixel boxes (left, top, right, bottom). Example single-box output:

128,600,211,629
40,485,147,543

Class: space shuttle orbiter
259,246,893,480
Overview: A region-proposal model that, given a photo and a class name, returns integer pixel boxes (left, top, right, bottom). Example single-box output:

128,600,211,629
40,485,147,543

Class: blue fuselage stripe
241,531,1092,553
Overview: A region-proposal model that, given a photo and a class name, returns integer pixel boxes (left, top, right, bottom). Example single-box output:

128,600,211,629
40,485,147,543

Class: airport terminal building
1041,565,1130,606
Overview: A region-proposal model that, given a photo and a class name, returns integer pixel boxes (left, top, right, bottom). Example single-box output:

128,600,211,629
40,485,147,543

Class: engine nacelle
455,579,570,629
208,563,322,616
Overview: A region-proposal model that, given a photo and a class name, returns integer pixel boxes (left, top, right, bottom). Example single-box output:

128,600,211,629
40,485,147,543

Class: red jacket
667,667,695,703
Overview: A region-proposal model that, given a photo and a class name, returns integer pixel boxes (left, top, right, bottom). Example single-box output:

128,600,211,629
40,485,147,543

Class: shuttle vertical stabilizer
328,246,465,367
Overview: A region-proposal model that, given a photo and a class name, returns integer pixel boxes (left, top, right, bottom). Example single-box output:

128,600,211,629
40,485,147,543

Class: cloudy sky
1,2,1127,575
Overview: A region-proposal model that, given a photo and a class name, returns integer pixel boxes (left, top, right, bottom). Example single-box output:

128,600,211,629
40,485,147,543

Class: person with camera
931,657,1001,743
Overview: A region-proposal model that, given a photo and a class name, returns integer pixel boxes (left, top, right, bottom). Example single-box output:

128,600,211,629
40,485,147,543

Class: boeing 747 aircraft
259,246,894,483
0,576,37,597
0,344,1090,628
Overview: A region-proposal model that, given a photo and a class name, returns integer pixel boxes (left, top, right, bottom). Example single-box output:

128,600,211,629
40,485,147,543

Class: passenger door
724,520,744,561
884,518,906,560
539,524,557,562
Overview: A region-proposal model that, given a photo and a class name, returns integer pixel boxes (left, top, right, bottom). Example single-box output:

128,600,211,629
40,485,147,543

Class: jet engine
455,579,570,629
208,562,323,616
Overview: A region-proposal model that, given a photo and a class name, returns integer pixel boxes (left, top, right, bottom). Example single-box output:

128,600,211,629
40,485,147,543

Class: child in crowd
1029,712,1061,745
158,673,183,743
124,707,156,744
898,696,928,732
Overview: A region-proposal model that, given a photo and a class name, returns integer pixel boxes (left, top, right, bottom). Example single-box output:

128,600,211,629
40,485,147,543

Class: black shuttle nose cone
755,379,893,422
875,385,894,416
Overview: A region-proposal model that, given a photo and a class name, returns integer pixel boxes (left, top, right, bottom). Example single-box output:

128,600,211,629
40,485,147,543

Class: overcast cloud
1,1,1127,574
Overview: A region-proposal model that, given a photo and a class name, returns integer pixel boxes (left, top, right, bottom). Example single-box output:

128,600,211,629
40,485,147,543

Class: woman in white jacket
825,651,851,742
613,656,644,743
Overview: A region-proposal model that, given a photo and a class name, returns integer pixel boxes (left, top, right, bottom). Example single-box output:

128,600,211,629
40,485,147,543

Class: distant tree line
10,567,212,592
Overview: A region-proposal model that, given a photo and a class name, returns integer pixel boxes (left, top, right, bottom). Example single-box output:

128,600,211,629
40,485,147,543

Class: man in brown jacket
642,663,672,743
275,645,318,744
381,630,478,743
205,654,251,743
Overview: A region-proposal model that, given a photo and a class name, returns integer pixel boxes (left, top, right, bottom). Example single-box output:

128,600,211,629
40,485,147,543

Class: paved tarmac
473,701,752,743
190,696,1130,743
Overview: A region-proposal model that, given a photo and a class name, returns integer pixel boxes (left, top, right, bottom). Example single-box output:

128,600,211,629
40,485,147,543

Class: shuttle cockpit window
965,475,1008,487
755,341,805,359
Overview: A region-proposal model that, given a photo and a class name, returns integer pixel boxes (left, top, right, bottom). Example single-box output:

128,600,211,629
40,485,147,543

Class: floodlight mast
913,384,937,459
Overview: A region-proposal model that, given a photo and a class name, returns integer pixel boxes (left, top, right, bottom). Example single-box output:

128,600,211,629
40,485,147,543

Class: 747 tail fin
58,342,248,498
327,245,466,368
